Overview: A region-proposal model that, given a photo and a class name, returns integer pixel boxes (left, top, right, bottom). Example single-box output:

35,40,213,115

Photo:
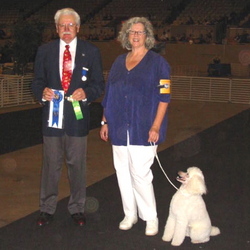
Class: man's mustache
63,32,71,35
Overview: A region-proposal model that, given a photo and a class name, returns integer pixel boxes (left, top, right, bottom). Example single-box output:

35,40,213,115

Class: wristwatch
101,121,108,125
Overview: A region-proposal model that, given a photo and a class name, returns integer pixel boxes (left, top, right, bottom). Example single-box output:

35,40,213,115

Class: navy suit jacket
32,38,104,137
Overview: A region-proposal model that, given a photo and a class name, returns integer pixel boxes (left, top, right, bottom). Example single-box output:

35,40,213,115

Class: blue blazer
32,38,104,137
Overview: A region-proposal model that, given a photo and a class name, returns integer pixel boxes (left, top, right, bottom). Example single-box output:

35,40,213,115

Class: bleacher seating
27,0,106,24
0,0,250,27
173,0,249,25
1,0,250,66
0,0,48,24
95,0,179,22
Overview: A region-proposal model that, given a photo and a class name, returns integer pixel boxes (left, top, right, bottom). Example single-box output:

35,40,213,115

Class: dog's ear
185,175,207,195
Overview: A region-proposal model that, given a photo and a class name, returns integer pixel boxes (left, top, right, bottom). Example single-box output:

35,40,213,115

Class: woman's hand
148,126,159,143
148,102,169,143
100,125,109,142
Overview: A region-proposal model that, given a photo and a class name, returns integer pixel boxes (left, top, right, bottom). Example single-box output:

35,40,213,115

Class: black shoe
36,212,53,226
71,213,86,226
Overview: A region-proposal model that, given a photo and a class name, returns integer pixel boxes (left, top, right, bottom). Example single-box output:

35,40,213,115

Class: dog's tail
210,226,220,236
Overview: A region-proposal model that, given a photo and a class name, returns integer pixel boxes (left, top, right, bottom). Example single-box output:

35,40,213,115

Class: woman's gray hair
117,17,155,50
54,8,81,26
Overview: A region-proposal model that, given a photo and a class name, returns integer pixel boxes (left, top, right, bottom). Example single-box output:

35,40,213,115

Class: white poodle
162,166,220,246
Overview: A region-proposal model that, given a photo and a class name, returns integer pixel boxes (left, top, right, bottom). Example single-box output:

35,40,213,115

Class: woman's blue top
102,50,171,146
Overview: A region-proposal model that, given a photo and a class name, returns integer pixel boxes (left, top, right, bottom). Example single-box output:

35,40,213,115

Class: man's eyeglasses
128,30,146,36
57,23,77,29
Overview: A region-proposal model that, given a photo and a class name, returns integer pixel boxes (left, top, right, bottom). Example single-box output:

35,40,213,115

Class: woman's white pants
112,143,158,221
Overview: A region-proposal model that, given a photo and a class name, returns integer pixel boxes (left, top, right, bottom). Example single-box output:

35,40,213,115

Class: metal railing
0,73,250,108
0,74,36,108
171,76,250,104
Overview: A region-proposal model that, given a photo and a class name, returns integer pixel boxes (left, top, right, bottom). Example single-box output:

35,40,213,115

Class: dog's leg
171,220,188,246
185,227,190,237
162,215,175,242
190,225,210,244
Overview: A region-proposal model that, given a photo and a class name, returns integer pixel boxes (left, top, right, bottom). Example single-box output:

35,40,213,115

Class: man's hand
42,87,54,101
72,88,87,101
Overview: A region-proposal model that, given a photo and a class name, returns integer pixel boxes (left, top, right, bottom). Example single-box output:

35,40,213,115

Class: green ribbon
72,101,83,120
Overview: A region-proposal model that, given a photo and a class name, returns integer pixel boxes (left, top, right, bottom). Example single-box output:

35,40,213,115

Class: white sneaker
119,216,138,230
145,218,158,236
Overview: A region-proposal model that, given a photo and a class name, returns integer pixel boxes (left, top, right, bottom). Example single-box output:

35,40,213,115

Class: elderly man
32,8,104,226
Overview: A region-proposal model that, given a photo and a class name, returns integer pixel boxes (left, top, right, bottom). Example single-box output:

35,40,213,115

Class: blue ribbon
82,67,88,81
52,91,63,127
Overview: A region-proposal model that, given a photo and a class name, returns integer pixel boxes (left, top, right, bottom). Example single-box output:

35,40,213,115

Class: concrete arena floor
0,99,249,228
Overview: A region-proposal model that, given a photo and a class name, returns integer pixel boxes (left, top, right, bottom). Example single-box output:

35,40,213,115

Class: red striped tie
62,45,72,93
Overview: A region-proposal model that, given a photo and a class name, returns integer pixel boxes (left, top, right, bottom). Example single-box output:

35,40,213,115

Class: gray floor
0,99,248,228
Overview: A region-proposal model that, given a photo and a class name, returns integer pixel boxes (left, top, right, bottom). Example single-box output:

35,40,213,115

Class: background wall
93,41,250,76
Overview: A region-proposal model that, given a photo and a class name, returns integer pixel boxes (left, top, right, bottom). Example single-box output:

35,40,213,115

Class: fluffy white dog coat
162,167,220,246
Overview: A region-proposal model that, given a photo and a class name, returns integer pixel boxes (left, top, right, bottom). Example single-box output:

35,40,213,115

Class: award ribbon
52,91,63,126
72,100,83,120
82,67,89,81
